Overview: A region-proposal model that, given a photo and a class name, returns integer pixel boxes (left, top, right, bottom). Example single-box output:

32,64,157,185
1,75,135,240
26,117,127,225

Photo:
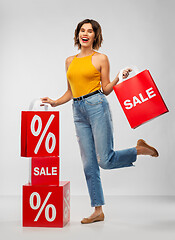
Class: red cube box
22,181,70,228
21,111,59,157
31,157,59,186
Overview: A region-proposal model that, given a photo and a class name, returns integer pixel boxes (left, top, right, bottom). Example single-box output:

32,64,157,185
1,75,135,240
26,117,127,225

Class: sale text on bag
124,87,156,109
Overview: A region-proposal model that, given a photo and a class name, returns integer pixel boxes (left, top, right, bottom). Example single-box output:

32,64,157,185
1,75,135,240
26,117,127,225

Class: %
30,192,56,222
30,114,56,154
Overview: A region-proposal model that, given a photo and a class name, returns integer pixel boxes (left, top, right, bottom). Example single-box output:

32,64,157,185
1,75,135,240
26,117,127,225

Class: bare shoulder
94,52,109,63
66,55,75,64
65,55,75,70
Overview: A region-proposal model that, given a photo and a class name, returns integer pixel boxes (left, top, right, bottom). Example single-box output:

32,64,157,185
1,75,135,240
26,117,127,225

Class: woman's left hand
122,68,132,79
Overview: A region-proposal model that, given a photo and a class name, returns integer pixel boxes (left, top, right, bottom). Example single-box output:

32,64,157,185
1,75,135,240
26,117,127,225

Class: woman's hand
122,68,132,79
40,97,56,107
114,68,132,85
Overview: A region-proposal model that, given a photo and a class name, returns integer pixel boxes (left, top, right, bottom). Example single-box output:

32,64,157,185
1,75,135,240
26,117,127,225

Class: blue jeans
72,92,137,207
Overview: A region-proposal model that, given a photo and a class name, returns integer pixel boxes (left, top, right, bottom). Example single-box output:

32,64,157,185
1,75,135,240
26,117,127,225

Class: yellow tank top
66,52,101,98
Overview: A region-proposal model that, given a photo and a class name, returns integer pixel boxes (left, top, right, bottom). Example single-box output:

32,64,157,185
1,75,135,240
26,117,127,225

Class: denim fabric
72,92,137,207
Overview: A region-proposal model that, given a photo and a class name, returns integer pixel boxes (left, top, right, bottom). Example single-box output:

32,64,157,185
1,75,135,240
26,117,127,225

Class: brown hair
74,19,103,50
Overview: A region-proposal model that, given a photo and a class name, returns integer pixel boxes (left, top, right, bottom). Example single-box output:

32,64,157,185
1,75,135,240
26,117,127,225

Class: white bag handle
29,98,51,111
118,65,140,84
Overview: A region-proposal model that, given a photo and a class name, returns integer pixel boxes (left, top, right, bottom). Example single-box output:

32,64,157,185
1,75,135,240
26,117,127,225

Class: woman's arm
41,57,73,107
100,54,132,95
41,83,72,107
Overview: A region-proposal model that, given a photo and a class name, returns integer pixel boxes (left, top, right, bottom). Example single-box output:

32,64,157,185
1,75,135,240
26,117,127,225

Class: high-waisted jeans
72,92,137,207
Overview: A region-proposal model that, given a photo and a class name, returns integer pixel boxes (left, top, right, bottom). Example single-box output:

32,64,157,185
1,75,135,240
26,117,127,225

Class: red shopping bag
113,67,168,128
21,100,59,157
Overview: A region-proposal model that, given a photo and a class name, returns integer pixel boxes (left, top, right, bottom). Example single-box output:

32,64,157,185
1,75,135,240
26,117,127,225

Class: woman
41,19,159,224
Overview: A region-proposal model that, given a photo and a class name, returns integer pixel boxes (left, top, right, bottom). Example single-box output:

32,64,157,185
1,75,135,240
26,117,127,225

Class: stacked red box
21,111,70,227
31,157,60,186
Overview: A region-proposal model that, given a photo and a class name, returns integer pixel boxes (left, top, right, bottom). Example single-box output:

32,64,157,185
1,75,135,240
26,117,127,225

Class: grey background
0,0,174,197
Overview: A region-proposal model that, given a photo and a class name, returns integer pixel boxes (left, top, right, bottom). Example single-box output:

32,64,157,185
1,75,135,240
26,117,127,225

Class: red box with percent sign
21,111,59,157
22,181,70,228
31,157,60,186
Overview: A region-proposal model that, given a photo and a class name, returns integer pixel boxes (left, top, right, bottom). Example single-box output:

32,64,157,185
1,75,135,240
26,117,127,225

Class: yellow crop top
66,52,101,98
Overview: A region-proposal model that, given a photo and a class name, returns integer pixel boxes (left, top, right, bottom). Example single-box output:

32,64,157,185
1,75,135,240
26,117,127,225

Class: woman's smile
81,37,89,43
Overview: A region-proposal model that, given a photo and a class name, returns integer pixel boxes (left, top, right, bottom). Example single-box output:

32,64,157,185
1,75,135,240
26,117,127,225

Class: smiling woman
41,18,159,225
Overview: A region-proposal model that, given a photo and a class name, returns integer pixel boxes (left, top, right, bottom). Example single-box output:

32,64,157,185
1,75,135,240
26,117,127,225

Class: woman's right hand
40,97,56,107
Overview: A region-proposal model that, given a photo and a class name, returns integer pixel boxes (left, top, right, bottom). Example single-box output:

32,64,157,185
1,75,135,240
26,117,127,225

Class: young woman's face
78,23,95,49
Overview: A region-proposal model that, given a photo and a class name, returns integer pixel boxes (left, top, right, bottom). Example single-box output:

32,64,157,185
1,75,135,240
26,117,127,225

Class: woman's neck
78,47,94,57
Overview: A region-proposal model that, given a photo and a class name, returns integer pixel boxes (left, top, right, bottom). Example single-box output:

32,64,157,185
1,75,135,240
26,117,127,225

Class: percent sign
30,114,56,154
30,192,56,222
